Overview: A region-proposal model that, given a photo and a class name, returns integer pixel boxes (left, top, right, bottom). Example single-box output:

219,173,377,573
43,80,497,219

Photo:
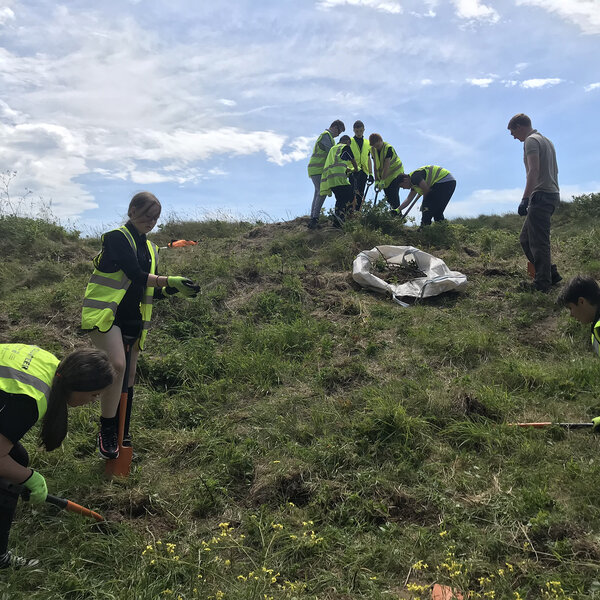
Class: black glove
367,174,374,184
518,197,529,216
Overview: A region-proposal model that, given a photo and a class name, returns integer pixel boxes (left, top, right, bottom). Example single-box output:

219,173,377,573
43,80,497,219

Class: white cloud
467,77,495,87
585,82,600,92
0,6,15,25
421,78,433,86
416,130,472,160
446,184,600,219
445,188,521,218
521,78,562,88
452,0,499,22
218,99,237,106
316,0,403,13
516,0,600,35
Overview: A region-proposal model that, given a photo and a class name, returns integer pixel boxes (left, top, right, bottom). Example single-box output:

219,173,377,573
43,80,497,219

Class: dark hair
339,135,351,145
41,349,115,451
127,191,161,219
557,275,600,307
330,119,345,132
507,113,531,130
369,133,383,145
353,120,364,129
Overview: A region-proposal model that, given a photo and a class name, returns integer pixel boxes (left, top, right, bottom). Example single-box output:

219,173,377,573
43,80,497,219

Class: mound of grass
3,203,600,599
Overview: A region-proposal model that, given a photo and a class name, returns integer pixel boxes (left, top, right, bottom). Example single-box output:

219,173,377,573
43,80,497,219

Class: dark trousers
350,171,368,210
421,180,456,225
0,444,29,555
332,184,354,223
519,191,560,290
383,175,403,209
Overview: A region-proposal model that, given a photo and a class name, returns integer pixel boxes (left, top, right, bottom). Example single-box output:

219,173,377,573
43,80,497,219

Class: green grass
2,200,600,599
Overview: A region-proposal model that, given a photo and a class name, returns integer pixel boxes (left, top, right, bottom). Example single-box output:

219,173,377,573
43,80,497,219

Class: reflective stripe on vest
372,143,404,188
0,344,59,421
319,144,352,197
592,319,600,357
308,130,335,177
350,138,371,174
81,227,159,350
411,165,450,196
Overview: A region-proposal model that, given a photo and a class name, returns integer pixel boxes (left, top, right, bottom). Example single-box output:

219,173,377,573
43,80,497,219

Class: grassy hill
2,198,600,599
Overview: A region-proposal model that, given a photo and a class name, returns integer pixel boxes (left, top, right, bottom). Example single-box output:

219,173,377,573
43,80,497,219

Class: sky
0,0,599,233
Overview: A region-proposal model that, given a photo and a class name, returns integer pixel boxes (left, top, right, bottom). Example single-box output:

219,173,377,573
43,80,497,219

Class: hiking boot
307,218,318,230
122,433,132,448
551,265,562,286
0,551,40,570
97,426,119,460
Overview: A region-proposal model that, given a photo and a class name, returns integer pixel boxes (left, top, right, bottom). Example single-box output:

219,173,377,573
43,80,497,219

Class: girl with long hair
0,344,114,569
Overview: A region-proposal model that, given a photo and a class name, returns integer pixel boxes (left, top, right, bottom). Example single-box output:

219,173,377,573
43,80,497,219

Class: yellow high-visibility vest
410,165,451,196
81,226,158,349
372,143,404,188
592,318,600,357
350,137,371,174
320,144,353,197
0,344,60,421
308,130,335,177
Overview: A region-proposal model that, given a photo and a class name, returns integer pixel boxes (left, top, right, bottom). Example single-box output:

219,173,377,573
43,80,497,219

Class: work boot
307,218,318,230
551,264,562,286
0,551,40,569
97,417,119,460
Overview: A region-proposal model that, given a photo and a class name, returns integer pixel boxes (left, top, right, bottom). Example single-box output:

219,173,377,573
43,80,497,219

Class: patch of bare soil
516,315,560,347
248,463,312,506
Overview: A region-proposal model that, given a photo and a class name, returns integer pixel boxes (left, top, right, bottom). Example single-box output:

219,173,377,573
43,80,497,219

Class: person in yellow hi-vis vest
308,119,345,229
319,135,359,227
349,121,374,211
81,192,200,460
398,165,456,226
368,133,405,211
0,344,114,569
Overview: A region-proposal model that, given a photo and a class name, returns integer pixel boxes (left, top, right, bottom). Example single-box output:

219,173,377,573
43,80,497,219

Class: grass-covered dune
2,197,600,599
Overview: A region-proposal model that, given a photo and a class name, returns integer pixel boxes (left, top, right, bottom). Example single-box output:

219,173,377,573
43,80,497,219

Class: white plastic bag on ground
352,245,467,303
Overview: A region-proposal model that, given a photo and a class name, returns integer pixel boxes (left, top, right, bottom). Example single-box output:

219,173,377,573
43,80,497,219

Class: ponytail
41,349,114,451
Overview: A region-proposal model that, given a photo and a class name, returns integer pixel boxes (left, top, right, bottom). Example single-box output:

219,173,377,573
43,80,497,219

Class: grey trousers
519,191,560,289
310,174,327,220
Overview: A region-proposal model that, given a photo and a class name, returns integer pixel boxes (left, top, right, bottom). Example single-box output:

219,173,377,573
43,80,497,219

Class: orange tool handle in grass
510,422,594,429
159,239,198,249
46,494,104,522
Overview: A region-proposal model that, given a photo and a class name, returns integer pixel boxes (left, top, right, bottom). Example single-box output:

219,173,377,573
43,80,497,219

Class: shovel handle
510,422,594,429
46,494,105,522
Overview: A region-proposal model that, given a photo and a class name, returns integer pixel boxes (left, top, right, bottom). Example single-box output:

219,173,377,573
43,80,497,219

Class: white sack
352,245,467,300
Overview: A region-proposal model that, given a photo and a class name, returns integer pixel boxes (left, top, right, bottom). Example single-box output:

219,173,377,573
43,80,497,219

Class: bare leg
89,327,125,418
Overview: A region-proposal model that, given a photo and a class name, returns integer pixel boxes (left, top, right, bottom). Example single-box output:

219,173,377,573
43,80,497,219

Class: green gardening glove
22,470,48,504
167,276,200,298
592,416,600,430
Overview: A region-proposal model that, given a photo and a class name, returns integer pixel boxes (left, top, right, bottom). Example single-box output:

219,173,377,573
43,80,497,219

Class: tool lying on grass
510,421,596,430
159,239,198,250
0,477,104,522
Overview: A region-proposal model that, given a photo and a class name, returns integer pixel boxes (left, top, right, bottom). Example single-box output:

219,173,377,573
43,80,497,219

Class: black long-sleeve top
95,222,160,323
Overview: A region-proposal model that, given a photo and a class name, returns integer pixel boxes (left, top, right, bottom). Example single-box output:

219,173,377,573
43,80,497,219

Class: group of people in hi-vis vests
307,119,456,229
0,192,200,569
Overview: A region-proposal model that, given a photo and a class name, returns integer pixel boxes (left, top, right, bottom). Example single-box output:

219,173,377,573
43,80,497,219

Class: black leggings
0,443,30,555
421,180,456,225
383,175,404,209
332,185,354,223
